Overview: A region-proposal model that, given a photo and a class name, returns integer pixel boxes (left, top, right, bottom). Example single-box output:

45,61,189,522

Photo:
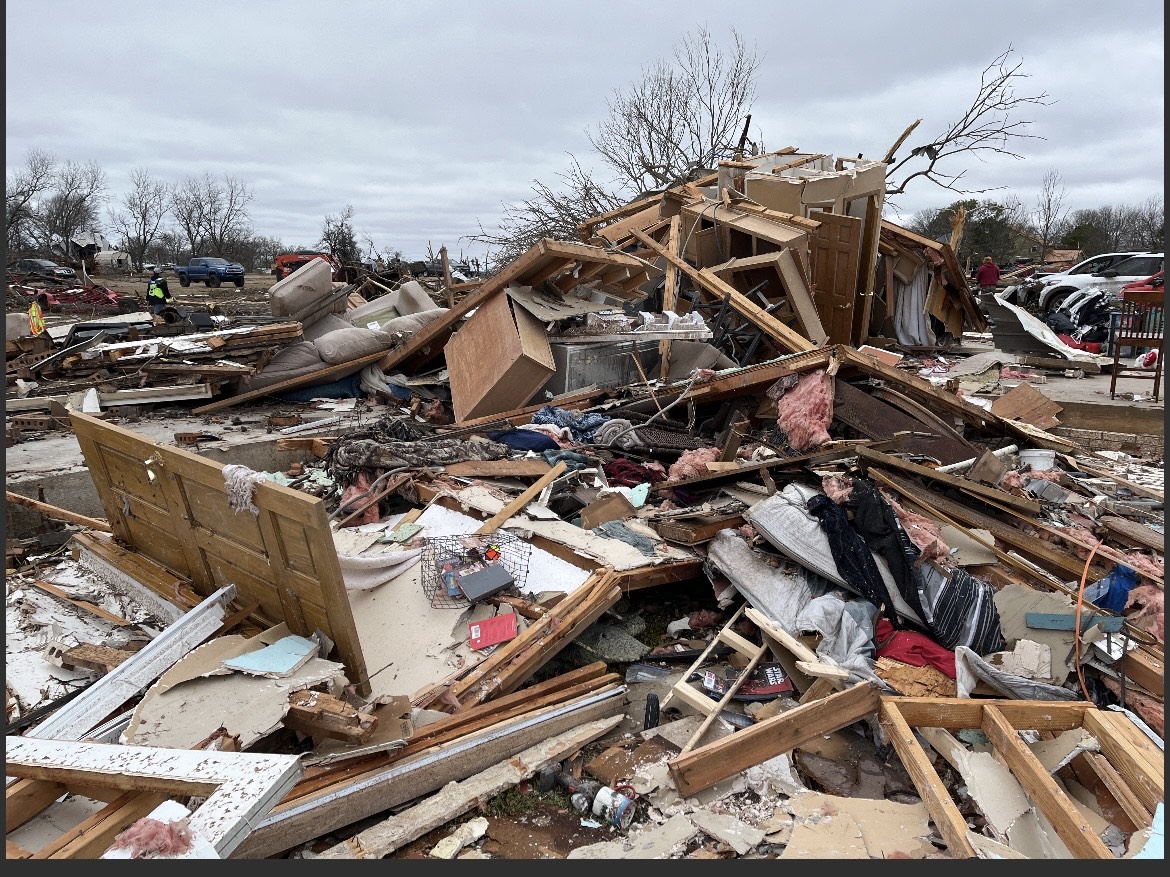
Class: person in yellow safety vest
146,270,173,315
28,301,46,335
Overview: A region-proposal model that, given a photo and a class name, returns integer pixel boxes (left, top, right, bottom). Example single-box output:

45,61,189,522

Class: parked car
7,258,77,281
1032,252,1164,314
1017,251,1143,305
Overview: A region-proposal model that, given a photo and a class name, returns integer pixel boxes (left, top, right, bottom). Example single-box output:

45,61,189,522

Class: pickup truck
176,257,246,288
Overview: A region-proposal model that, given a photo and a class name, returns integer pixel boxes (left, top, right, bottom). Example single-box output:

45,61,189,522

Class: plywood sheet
68,412,368,694
990,382,1063,429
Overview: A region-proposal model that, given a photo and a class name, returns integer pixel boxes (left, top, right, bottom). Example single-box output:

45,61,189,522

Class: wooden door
809,212,863,345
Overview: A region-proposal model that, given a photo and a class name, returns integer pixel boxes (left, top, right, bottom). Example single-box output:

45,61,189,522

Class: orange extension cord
1073,539,1106,702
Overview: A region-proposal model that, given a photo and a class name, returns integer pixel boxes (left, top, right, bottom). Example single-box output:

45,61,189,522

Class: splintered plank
668,682,880,797
444,459,552,478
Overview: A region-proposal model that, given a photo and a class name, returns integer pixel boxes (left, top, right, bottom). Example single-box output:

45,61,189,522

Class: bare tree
470,25,760,266
319,205,360,265
884,47,1053,199
170,172,254,257
1029,169,1070,268
108,167,171,271
171,175,211,255
39,159,108,259
5,148,56,254
1132,196,1165,251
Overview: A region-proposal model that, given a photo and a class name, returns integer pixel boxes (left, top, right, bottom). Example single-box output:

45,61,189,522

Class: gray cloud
6,0,1163,261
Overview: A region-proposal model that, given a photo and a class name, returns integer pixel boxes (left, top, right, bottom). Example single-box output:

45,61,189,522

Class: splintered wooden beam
629,226,815,355
282,690,378,744
668,682,880,797
5,490,112,532
474,460,567,535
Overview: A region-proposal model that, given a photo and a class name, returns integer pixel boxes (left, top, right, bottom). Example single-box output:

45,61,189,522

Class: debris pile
5,147,1164,860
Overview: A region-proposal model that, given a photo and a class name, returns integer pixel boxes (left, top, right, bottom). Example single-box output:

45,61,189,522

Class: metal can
591,785,634,830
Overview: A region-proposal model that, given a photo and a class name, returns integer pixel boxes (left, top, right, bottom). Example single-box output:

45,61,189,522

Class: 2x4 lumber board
475,461,568,535
668,682,881,797
1098,516,1164,553
980,705,1113,859
654,513,745,545
5,736,303,858
629,226,815,354
879,696,1093,731
855,446,1040,515
577,195,664,240
615,558,704,592
4,491,112,532
7,840,32,859
317,716,625,859
230,689,626,859
33,790,169,859
444,459,552,478
5,779,67,833
682,347,836,404
1081,710,1164,813
728,200,822,232
878,700,975,858
1076,751,1153,830
28,579,133,627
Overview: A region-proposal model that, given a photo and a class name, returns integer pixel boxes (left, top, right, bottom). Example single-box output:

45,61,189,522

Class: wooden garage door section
70,411,368,694
810,212,863,345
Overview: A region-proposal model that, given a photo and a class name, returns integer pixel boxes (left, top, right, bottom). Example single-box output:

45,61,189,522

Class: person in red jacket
975,256,1001,294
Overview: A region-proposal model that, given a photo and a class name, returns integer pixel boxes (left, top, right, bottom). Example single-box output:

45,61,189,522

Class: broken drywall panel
26,586,235,742
988,640,1055,681
779,804,868,858
918,726,1031,844
122,636,345,750
1028,729,1101,773
5,791,110,856
6,736,301,858
993,585,1078,678
690,809,766,855
939,525,998,566
786,790,936,859
222,635,318,678
566,812,699,859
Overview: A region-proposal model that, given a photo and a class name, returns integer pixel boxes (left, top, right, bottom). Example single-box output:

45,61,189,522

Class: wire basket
419,532,531,609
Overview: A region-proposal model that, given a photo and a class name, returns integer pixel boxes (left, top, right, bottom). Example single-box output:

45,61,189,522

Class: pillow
302,312,352,343
313,327,398,364
244,341,325,390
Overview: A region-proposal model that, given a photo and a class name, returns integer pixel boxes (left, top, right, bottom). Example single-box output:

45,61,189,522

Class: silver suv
1034,252,1164,312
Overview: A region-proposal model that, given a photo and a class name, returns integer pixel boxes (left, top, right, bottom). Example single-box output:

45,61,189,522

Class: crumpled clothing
604,458,665,487
223,464,269,515
359,364,413,401
332,436,511,470
806,493,903,629
592,520,658,556
875,617,956,679
531,405,610,442
592,418,647,450
487,430,560,452
543,449,592,472
517,423,574,447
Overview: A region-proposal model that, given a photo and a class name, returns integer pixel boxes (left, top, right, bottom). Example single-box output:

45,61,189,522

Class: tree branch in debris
884,46,1052,198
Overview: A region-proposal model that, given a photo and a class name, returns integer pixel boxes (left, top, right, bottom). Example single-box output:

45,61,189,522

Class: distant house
94,249,134,273
1041,248,1082,271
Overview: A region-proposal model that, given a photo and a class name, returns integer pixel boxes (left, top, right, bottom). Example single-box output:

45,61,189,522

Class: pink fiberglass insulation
110,817,194,858
1125,551,1164,586
775,369,834,452
1125,584,1165,644
882,491,951,562
999,470,1027,491
667,447,721,481
821,474,854,504
338,471,381,527
1100,676,1163,737
1026,468,1064,481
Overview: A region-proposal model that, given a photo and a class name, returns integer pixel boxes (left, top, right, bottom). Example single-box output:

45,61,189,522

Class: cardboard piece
579,492,637,530
445,293,556,422
468,613,519,651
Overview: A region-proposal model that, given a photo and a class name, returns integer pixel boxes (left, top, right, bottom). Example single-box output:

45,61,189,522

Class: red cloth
874,618,956,679
1056,334,1103,354
975,261,1001,288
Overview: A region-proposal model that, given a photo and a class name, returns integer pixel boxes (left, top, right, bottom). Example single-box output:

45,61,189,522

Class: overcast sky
6,0,1164,263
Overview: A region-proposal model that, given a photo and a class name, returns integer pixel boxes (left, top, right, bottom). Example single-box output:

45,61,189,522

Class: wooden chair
1109,288,1165,401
